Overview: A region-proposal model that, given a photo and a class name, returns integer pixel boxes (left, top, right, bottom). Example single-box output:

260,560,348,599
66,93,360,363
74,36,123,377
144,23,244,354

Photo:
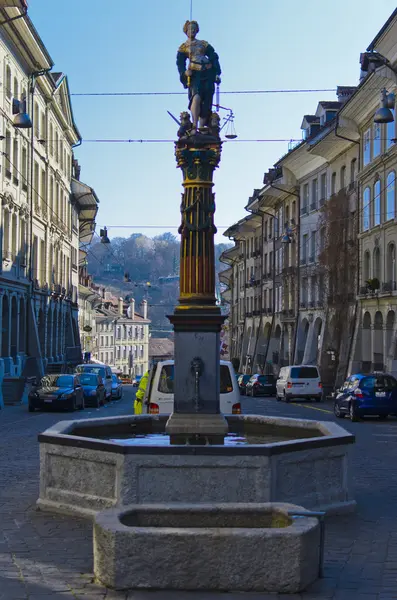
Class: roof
149,338,174,358
367,8,397,51
318,101,341,110
302,115,320,124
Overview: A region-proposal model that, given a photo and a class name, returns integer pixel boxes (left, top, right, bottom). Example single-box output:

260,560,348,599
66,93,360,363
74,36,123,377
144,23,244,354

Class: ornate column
166,128,227,445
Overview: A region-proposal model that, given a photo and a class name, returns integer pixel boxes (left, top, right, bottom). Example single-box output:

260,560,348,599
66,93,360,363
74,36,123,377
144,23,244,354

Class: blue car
78,372,106,408
334,373,397,421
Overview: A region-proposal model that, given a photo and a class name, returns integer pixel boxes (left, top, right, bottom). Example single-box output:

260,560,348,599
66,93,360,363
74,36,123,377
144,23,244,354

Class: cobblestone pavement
1,389,397,599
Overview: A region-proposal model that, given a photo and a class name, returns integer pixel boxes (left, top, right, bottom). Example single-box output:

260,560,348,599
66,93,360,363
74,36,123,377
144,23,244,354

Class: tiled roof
319,101,341,110
302,115,320,124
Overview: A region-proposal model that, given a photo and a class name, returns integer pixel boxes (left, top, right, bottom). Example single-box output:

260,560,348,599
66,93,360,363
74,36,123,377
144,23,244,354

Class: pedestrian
134,369,150,415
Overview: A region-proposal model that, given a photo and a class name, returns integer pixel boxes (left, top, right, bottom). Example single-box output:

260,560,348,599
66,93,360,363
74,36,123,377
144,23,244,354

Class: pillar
166,126,227,445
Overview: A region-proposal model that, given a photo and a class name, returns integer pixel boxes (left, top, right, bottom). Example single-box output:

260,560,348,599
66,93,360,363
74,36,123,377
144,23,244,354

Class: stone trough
37,414,356,518
93,502,320,592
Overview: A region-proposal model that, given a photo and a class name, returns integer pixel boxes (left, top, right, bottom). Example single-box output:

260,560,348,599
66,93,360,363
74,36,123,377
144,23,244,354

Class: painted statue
177,20,221,132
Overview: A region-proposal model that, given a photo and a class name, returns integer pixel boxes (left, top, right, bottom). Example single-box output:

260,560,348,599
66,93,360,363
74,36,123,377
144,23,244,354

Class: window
363,128,371,166
302,184,309,212
363,251,370,282
331,172,336,195
5,131,11,178
302,233,308,262
21,147,27,189
311,179,318,209
290,366,319,378
387,110,396,149
373,123,381,158
12,138,18,183
310,232,316,262
374,180,381,226
387,243,396,285
34,103,39,139
13,77,18,101
49,123,54,156
340,165,346,189
373,247,380,280
350,159,357,184
41,171,46,213
5,65,11,99
386,171,396,221
363,187,370,231
320,173,327,202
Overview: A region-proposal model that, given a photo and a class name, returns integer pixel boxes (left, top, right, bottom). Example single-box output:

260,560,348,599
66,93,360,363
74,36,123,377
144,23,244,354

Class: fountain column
166,128,228,445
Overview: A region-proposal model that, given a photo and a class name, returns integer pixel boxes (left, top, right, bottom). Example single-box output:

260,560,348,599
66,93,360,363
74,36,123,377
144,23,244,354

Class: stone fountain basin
37,414,355,519
93,502,320,592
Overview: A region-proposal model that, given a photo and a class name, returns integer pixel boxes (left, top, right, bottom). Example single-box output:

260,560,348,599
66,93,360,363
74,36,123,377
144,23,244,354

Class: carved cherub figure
177,111,193,138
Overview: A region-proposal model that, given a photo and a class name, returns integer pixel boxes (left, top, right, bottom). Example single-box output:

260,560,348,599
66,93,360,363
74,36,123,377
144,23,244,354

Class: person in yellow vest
134,370,150,415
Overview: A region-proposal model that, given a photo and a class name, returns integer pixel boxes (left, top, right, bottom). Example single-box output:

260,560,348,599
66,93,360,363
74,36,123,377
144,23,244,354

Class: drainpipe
334,114,361,381
269,181,301,363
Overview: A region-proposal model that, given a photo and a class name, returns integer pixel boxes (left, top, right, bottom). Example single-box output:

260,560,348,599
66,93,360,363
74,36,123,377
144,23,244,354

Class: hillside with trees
87,233,231,337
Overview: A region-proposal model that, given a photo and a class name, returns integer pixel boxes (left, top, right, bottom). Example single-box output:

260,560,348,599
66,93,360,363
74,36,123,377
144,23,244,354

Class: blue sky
28,0,396,243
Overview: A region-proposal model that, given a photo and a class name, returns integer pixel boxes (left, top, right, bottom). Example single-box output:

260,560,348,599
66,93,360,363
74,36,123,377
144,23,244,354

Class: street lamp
374,88,395,124
100,227,110,244
12,98,32,128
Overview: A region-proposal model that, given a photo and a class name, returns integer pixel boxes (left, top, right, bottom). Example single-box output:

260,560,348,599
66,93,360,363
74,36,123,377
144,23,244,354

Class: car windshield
290,367,319,379
76,366,105,378
258,375,274,383
55,375,74,388
79,374,97,386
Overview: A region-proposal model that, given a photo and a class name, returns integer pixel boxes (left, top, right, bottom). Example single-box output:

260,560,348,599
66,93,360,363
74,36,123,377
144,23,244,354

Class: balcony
381,280,397,293
309,300,315,308
246,312,253,317
359,285,368,296
309,254,315,263
317,300,323,308
319,197,325,207
300,301,307,309
266,307,273,315
253,310,261,316
300,206,308,216
310,202,317,212
300,258,307,265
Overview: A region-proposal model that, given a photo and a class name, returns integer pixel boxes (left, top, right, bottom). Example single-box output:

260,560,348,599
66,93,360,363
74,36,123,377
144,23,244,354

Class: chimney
142,299,148,320
130,298,135,320
118,297,124,316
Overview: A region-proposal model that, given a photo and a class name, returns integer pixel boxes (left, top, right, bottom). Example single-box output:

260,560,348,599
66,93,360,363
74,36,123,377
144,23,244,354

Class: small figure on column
176,20,221,133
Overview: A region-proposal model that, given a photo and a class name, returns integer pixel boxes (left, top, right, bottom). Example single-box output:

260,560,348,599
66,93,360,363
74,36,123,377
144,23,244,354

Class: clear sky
28,0,396,243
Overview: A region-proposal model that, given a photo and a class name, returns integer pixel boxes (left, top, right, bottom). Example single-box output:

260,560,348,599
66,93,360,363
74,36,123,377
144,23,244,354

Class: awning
71,178,99,244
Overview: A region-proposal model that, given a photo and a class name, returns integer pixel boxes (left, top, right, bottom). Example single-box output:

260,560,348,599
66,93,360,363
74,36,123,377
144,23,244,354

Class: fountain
37,19,355,592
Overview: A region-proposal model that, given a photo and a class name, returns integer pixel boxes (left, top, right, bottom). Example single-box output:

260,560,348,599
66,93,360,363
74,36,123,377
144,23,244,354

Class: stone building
220,8,397,387
0,5,94,404
95,297,151,376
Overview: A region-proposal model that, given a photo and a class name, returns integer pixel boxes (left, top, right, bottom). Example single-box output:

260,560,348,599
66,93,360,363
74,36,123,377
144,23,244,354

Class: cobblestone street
1,389,397,599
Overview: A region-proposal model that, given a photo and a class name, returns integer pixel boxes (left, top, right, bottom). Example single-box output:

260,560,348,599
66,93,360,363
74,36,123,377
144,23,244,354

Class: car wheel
350,403,359,422
28,404,35,413
334,402,344,418
315,396,321,403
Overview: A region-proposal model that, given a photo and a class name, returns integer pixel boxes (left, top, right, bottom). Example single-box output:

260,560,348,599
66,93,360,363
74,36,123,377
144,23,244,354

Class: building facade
220,8,397,388
0,7,86,404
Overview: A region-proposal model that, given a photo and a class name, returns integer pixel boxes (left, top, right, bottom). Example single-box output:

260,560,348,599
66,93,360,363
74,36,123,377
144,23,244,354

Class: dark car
28,374,84,412
245,374,277,397
334,373,397,421
79,373,106,408
237,374,251,395
111,374,123,400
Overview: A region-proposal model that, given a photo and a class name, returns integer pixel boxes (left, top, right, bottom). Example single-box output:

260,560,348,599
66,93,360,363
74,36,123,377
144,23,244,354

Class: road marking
299,404,333,414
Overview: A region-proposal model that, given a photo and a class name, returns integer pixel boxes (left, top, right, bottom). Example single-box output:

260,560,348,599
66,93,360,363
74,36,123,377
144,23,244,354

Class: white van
145,360,241,415
276,365,322,402
75,363,113,400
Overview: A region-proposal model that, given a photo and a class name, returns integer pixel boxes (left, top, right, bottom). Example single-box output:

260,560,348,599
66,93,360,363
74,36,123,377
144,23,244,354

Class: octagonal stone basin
93,502,320,592
37,414,355,519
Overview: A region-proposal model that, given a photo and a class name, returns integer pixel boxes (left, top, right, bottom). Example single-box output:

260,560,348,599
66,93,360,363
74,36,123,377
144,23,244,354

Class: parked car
237,374,251,395
133,375,143,387
276,365,322,402
120,374,132,384
28,374,84,412
245,374,277,397
145,360,241,415
111,374,123,400
78,372,106,408
334,373,397,421
75,364,113,399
